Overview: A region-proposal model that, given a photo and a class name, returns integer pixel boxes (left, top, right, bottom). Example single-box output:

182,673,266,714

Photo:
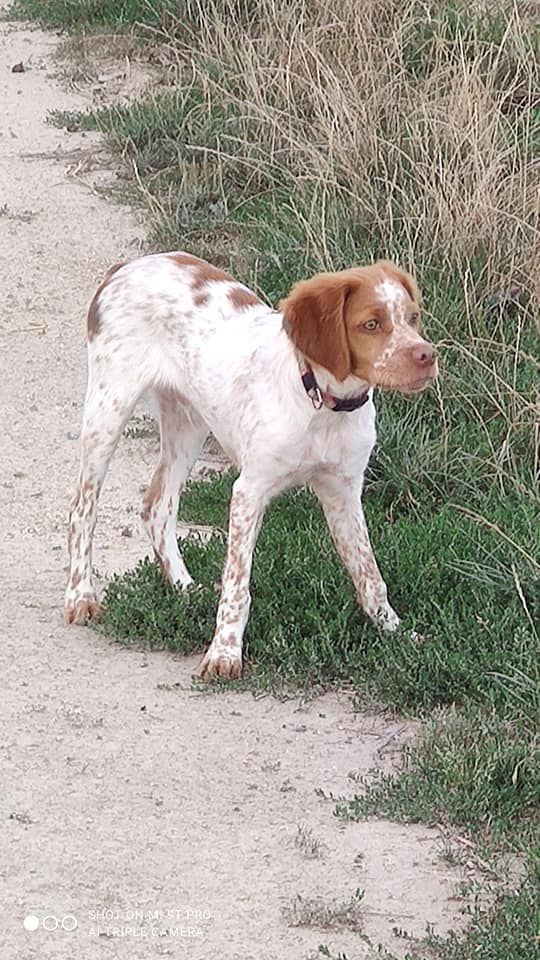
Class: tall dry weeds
155,0,539,301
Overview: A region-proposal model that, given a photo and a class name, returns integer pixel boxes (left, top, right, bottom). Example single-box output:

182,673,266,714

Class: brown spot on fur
168,252,235,288
229,285,260,310
153,545,171,582
141,462,166,524
87,262,125,341
156,386,192,425
169,254,261,310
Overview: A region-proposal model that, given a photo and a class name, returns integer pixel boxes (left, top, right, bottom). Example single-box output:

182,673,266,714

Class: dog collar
299,358,370,412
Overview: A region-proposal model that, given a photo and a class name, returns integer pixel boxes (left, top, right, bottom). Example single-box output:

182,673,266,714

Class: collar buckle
311,385,324,410
298,356,370,413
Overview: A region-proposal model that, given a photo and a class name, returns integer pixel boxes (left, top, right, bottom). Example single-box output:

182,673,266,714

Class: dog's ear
280,274,352,381
375,260,421,306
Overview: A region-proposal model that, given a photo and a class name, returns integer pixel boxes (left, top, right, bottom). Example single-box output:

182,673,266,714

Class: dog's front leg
199,477,266,680
312,476,400,632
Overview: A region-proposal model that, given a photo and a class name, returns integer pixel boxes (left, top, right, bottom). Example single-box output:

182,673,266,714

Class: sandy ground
0,10,474,959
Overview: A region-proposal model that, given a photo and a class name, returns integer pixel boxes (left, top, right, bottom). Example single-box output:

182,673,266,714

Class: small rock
11,62,25,73
9,811,33,824
67,431,79,440
121,526,133,538
280,779,296,793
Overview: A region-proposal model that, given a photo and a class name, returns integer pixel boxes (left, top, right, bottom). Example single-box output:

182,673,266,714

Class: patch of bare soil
0,8,474,958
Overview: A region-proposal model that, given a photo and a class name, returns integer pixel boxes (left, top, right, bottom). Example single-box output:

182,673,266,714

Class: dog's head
280,261,437,392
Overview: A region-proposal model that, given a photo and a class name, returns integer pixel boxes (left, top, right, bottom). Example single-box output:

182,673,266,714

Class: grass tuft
9,0,177,30
282,888,365,933
338,707,539,842
421,866,540,960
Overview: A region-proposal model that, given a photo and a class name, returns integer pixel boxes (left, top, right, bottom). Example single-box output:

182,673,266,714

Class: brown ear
280,274,352,381
375,260,421,305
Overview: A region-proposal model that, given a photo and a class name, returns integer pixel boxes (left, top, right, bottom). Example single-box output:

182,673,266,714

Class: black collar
299,358,371,412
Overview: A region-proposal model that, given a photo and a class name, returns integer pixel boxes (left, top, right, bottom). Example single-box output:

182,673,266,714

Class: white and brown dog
66,253,437,678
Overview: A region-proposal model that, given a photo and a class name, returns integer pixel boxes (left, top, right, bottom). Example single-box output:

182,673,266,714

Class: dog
65,252,437,678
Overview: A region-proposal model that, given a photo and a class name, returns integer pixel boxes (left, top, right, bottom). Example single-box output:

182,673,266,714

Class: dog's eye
363,319,379,331
410,312,420,326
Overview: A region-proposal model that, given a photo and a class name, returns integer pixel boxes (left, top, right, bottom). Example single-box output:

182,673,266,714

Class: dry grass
283,888,365,932
294,823,327,859
150,0,539,300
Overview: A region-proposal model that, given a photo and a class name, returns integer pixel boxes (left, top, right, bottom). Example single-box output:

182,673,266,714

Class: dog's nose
411,342,436,367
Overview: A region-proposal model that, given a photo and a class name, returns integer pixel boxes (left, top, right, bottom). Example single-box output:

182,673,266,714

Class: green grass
419,867,540,960
103,473,539,714
9,0,177,30
9,0,266,37
337,708,539,843
371,867,540,960
19,0,540,956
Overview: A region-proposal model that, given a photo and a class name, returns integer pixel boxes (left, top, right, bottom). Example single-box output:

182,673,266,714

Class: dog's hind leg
142,389,208,588
65,357,144,624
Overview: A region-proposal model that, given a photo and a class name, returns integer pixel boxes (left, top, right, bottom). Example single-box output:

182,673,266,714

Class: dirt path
0,10,470,959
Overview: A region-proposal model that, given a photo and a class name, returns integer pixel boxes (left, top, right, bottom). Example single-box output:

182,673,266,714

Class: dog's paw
376,605,400,632
198,648,243,681
64,594,103,625
172,573,195,591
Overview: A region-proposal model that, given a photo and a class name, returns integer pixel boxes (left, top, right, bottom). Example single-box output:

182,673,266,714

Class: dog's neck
296,354,371,412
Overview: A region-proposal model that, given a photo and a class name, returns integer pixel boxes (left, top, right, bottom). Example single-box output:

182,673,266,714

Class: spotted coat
65,252,437,678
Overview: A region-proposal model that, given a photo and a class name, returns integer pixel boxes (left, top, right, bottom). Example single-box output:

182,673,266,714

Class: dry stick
452,505,540,572
372,724,408,768
512,564,539,638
